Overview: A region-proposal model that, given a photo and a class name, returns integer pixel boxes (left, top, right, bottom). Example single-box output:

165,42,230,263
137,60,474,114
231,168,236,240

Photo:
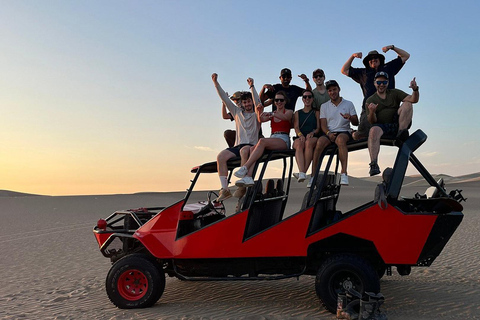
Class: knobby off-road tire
315,254,380,313
106,254,165,309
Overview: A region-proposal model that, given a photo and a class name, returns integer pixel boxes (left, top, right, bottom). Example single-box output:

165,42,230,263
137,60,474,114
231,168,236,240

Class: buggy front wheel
106,254,165,309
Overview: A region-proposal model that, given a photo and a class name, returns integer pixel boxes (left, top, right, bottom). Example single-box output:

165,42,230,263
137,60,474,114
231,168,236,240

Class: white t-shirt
215,83,261,146
320,98,357,132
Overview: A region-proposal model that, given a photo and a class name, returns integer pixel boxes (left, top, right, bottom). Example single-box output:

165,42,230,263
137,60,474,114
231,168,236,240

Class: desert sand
1,175,479,320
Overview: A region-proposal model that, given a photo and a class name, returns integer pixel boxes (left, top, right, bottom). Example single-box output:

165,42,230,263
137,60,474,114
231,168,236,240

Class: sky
1,0,479,196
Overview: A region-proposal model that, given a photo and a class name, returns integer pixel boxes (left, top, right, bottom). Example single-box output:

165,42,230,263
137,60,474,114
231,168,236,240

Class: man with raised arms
212,74,261,201
341,45,410,140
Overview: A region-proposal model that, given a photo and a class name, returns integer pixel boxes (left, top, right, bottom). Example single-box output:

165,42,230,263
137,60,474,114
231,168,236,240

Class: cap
363,50,386,68
280,68,292,77
230,91,242,100
325,80,339,89
374,71,389,79
312,68,325,77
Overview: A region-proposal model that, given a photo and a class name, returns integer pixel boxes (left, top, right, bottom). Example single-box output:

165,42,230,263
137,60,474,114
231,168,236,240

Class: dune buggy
93,129,464,313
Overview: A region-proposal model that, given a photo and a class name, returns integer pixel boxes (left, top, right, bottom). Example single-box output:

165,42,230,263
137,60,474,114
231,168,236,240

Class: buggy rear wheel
315,254,380,313
106,254,165,309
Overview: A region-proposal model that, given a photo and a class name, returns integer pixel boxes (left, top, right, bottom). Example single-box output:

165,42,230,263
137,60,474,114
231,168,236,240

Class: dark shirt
266,84,304,111
348,56,405,110
365,89,409,124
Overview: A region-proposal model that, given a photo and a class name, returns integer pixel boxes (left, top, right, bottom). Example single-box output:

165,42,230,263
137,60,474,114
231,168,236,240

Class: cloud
194,146,216,152
420,151,438,157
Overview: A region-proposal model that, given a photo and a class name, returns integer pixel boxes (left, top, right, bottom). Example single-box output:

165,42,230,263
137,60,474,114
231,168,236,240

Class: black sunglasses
274,98,285,102
313,74,324,78
302,95,313,99
376,80,388,85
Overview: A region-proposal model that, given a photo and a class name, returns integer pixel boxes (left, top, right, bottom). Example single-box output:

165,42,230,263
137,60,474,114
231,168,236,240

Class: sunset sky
1,0,479,195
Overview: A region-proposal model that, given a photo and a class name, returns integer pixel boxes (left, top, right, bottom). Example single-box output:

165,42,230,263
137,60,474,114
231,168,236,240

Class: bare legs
217,149,236,177
304,137,318,174
217,149,236,190
312,136,331,176
241,138,287,177
368,101,413,163
335,134,349,174
398,101,413,131
294,137,318,174
312,134,350,174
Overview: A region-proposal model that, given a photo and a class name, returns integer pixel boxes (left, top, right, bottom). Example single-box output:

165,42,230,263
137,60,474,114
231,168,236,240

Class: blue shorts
227,144,253,157
270,133,291,149
373,123,399,138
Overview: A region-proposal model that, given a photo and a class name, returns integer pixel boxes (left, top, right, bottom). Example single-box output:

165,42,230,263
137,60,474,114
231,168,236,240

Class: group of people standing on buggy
212,44,419,202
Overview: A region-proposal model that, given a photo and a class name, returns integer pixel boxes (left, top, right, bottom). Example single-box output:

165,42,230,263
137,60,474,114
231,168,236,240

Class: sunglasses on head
302,95,313,99
376,80,388,85
274,98,285,102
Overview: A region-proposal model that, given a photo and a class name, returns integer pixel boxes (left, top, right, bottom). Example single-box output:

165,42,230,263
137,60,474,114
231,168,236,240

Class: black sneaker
369,162,381,176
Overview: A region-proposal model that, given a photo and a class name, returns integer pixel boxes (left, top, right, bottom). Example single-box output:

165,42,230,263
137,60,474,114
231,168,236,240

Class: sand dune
0,178,479,319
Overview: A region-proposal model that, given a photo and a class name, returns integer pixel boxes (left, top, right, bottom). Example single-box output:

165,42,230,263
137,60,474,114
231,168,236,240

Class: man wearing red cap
341,45,410,139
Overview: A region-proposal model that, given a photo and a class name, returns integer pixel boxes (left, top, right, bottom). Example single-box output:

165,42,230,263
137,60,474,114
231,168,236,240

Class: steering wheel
207,191,226,215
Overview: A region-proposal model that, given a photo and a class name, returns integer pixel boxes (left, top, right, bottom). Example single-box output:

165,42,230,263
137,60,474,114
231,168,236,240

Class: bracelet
326,130,330,135
250,85,254,88
297,132,303,136
392,45,395,50
413,87,419,92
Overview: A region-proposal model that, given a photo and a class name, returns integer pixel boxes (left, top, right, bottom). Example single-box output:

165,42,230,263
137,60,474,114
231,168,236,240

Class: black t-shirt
349,56,405,109
267,84,304,111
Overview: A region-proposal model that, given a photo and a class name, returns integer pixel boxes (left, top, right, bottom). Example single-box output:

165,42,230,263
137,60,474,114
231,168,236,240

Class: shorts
227,144,253,157
373,123,399,138
270,133,291,149
322,131,353,142
333,131,353,140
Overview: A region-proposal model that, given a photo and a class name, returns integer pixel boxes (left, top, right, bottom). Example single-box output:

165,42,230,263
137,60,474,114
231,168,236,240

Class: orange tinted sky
1,1,479,195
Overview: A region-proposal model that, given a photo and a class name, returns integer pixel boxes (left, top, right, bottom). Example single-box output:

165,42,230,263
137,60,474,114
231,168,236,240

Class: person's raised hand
352,52,362,59
298,74,309,82
409,77,418,90
382,45,394,53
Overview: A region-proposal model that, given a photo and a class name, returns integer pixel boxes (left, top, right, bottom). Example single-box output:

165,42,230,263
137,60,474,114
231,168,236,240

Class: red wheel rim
117,269,148,301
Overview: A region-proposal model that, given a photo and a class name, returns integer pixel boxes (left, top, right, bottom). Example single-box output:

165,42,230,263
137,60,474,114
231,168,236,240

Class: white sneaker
340,173,349,186
293,172,299,180
234,166,248,178
297,172,307,183
235,176,255,187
